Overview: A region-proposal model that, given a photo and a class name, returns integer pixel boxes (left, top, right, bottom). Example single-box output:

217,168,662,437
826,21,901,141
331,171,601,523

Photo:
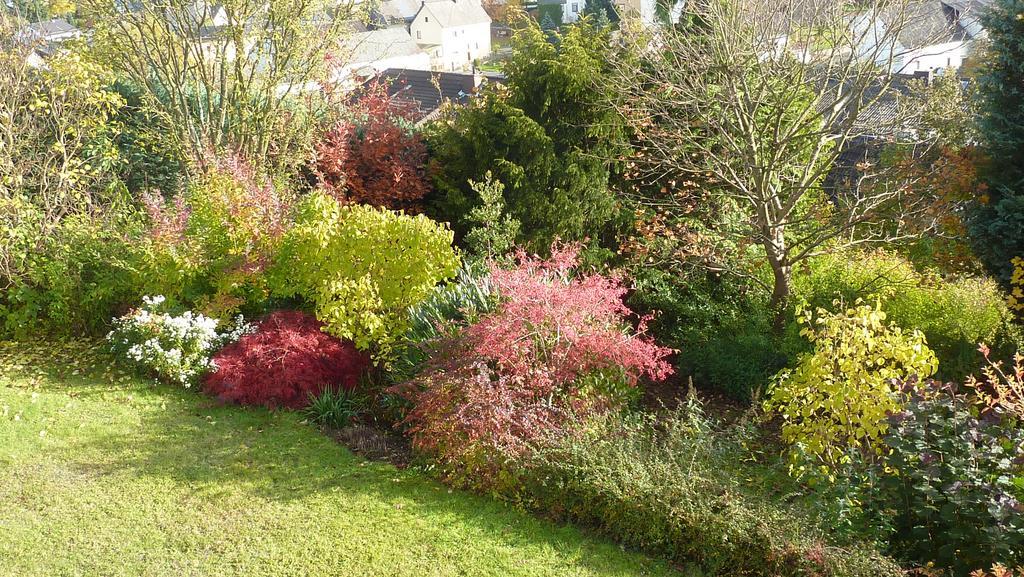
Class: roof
365,68,499,123
414,0,491,28
882,0,968,47
23,18,78,39
340,26,425,64
378,0,422,21
941,0,994,14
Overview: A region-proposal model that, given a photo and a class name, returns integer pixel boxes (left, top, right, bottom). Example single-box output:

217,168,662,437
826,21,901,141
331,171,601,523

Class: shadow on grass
32,364,671,575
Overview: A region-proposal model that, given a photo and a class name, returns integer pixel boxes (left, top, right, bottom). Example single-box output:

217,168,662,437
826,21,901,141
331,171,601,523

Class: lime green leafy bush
765,301,938,474
269,192,460,359
515,399,902,577
792,249,1022,381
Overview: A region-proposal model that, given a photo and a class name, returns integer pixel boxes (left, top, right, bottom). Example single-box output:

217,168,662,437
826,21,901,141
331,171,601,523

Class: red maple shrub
314,83,430,212
204,310,370,409
390,244,674,484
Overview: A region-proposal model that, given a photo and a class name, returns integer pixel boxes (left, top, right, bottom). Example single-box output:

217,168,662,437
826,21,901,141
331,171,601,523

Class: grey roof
883,0,968,47
414,0,491,28
941,0,994,13
379,0,422,21
365,67,500,123
23,18,78,39
340,26,425,64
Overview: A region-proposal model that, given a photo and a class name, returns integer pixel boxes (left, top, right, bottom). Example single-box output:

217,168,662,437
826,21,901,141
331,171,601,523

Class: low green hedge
512,403,902,577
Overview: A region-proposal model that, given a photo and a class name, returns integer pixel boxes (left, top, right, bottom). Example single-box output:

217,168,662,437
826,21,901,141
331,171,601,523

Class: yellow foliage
765,300,938,476
1008,256,1024,314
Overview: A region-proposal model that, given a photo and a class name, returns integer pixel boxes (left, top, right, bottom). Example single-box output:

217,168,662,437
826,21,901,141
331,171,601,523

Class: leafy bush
792,249,1022,381
1010,256,1024,316
391,245,673,487
765,301,938,473
0,48,147,337
628,265,783,401
1,202,146,338
845,379,1024,574
269,192,460,359
515,399,902,577
139,155,293,319
314,83,429,212
203,310,370,409
107,296,246,387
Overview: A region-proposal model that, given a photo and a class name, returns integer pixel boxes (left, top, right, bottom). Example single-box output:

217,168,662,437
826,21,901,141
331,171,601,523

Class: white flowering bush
107,296,252,387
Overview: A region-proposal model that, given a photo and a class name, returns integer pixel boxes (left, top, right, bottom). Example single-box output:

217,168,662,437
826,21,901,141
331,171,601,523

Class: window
417,30,422,39
425,16,429,22
572,2,578,12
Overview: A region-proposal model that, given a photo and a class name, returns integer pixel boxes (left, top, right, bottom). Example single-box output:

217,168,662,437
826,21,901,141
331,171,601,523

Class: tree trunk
769,261,791,335
763,224,791,335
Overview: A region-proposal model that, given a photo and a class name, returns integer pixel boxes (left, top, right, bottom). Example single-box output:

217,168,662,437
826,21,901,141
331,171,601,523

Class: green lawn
0,341,674,577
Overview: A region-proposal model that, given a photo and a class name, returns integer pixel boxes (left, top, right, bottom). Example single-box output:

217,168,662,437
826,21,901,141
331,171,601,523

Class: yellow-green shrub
269,192,460,359
792,249,1021,381
1010,256,1024,315
765,301,938,475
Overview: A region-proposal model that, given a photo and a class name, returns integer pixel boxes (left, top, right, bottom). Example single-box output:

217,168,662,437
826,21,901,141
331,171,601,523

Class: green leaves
765,300,938,474
269,193,460,362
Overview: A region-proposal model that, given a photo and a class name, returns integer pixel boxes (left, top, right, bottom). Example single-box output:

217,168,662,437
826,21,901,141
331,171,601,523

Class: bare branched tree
80,0,360,170
612,0,963,329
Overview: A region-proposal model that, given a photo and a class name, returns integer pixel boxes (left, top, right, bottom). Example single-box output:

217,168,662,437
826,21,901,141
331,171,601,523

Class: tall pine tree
971,0,1024,282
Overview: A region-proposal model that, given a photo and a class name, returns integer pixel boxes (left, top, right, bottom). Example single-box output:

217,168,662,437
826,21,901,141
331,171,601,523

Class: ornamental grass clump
392,244,673,486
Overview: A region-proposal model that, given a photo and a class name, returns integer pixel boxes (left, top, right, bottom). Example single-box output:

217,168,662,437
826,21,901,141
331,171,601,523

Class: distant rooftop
340,26,425,65
21,18,79,40
364,67,502,123
378,0,422,21
414,0,491,28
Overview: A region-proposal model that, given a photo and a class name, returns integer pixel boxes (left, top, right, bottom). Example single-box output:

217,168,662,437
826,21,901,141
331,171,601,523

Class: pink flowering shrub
391,244,673,484
140,154,293,317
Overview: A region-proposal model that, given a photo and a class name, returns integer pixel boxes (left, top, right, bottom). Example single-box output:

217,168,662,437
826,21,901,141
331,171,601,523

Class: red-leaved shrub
204,310,370,409
314,82,429,212
391,244,674,482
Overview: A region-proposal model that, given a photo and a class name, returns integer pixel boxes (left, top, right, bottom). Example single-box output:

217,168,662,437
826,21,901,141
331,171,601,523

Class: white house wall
894,40,967,72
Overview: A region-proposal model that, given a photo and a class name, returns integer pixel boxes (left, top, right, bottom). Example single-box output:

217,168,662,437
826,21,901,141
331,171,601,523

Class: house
536,0,586,26
409,0,491,71
852,0,990,74
17,18,81,44
15,18,82,66
333,26,432,82
365,67,502,124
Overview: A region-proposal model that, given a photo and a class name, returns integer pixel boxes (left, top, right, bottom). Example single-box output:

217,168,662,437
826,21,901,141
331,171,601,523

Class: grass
0,340,675,577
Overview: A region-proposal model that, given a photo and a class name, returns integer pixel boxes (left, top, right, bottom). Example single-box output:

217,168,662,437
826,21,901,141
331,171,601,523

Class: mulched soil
328,423,413,468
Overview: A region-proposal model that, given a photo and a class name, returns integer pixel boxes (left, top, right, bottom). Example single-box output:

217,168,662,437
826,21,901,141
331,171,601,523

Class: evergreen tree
426,17,627,250
970,0,1024,282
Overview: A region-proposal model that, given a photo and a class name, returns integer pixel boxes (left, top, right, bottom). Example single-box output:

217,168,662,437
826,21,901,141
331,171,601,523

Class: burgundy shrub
204,310,370,409
314,82,430,212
